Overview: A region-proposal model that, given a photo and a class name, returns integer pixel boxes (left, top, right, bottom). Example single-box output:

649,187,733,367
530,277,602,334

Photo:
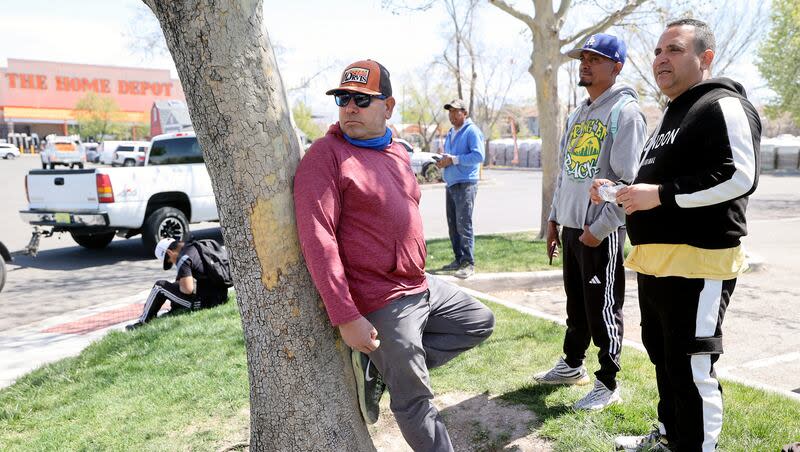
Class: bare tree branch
556,0,572,19
488,0,536,29
561,0,648,46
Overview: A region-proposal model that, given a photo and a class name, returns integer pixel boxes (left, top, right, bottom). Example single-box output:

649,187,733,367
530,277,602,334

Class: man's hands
579,225,601,247
590,179,613,205
338,316,381,354
435,154,454,168
616,183,661,214
591,179,661,215
546,220,561,264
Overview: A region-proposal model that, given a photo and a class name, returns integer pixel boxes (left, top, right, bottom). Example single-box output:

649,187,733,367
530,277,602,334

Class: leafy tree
74,93,124,140
757,0,800,122
292,101,324,141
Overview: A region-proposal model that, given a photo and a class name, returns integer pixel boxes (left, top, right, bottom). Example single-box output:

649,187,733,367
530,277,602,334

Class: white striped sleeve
674,97,757,208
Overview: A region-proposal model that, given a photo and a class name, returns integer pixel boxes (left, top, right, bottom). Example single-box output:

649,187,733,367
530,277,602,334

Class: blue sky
0,0,771,122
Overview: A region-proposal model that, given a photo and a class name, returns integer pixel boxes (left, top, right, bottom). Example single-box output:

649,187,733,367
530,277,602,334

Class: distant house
151,100,192,136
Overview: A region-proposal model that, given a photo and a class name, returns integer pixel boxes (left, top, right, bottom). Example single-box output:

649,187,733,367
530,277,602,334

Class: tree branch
556,0,571,19
488,0,536,30
561,0,646,46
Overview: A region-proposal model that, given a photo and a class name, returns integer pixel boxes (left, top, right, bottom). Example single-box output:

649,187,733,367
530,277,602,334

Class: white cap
155,238,176,270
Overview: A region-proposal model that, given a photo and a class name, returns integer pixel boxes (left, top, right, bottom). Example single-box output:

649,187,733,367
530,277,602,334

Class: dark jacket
627,78,761,249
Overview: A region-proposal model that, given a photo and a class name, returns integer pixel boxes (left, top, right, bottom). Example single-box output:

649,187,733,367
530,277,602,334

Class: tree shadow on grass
372,391,555,451
497,384,573,426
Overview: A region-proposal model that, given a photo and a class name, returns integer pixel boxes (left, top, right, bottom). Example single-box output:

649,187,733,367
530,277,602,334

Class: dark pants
561,226,626,390
638,274,735,452
445,181,478,266
138,280,199,323
366,275,495,452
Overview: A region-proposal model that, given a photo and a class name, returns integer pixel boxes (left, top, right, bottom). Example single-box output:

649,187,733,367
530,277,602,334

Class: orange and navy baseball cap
326,60,392,97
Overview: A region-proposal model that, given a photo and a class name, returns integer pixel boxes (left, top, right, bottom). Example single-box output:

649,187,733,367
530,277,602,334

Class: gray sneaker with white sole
533,357,590,385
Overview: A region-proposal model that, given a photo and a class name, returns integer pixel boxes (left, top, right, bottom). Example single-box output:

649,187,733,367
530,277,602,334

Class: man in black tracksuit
126,238,229,330
596,19,760,452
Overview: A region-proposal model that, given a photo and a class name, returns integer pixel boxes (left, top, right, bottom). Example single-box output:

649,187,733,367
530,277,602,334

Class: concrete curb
434,270,563,291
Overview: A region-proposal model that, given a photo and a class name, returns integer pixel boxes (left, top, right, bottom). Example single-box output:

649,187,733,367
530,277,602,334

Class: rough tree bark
489,0,647,237
142,1,375,450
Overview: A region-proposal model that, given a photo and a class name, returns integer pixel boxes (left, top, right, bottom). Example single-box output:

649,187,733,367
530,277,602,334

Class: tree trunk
143,1,374,450
530,19,564,238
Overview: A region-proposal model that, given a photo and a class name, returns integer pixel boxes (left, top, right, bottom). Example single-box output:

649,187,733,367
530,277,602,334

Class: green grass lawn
1,298,797,451
425,230,632,273
426,231,560,272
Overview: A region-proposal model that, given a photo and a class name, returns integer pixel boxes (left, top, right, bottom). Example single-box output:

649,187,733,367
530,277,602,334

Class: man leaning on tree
293,59,495,452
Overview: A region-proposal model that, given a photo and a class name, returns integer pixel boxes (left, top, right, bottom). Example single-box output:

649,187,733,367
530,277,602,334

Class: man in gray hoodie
534,33,646,411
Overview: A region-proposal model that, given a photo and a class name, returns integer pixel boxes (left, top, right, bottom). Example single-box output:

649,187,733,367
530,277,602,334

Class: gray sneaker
615,427,671,451
440,260,460,271
533,357,590,385
453,263,474,279
573,380,621,411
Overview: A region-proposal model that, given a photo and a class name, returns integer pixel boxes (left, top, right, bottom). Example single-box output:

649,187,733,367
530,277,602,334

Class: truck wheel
123,159,135,167
70,231,116,249
0,258,6,293
142,207,189,253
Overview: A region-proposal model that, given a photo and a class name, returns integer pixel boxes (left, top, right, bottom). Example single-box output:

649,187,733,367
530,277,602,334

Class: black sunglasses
334,92,387,108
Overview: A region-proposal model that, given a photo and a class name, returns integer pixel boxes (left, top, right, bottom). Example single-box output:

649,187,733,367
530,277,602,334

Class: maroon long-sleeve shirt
293,123,428,326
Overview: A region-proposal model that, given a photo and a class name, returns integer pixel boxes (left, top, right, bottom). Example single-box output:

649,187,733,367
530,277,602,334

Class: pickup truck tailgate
26,169,99,211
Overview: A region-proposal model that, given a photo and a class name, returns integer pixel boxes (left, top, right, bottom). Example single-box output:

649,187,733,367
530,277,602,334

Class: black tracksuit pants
138,280,199,323
638,274,735,452
561,226,625,390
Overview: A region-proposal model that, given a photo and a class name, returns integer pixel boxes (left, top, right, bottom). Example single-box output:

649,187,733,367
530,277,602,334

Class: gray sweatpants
365,275,495,452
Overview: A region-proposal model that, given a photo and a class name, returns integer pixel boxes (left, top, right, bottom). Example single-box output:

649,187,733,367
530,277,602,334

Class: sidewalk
0,290,151,388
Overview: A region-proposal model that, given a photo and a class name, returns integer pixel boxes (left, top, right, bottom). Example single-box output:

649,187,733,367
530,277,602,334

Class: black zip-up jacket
627,78,761,249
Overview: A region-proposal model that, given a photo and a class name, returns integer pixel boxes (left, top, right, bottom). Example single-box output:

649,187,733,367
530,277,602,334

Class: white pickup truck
20,131,218,253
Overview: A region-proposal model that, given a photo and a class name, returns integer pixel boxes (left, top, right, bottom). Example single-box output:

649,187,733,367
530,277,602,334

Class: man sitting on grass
126,238,231,330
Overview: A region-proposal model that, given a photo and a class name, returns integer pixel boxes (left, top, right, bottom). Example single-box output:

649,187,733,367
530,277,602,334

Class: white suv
112,142,150,167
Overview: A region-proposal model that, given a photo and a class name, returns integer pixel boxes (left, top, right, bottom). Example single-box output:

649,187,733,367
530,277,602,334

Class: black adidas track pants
138,280,199,323
561,226,626,390
638,274,735,452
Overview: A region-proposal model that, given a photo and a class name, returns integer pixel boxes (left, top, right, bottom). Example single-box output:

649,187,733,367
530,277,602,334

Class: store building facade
0,58,185,140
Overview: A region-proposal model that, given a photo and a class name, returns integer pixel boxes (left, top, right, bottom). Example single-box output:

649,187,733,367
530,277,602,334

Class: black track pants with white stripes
561,226,626,390
138,280,198,323
638,274,735,452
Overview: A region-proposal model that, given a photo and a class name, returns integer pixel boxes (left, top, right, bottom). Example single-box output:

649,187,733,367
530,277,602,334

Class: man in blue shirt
436,99,485,279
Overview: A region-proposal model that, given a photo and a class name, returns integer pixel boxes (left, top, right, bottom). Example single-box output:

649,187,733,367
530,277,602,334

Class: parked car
111,142,150,167
395,138,442,183
40,137,86,169
0,143,21,159
84,142,100,163
98,140,146,166
21,131,217,253
0,241,11,293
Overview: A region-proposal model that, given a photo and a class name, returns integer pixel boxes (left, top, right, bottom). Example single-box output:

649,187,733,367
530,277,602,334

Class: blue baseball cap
567,33,626,64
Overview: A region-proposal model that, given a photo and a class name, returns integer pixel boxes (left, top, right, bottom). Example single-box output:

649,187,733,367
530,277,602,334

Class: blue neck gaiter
343,127,393,151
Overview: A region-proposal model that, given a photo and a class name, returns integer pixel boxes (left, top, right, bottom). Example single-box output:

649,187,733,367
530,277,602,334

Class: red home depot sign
0,59,185,116
5,72,173,97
